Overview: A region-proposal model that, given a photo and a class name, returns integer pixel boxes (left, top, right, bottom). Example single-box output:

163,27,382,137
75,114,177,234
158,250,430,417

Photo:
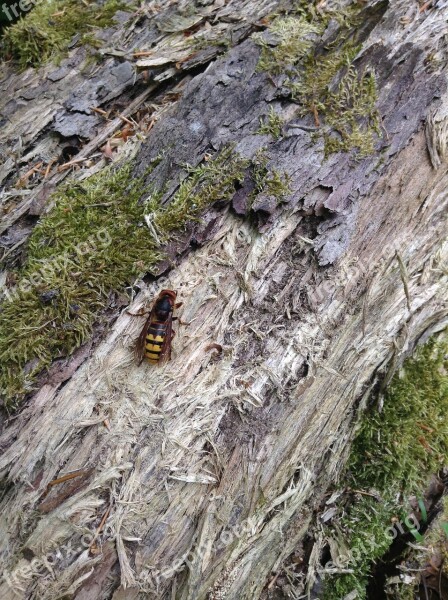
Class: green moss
383,497,448,599
1,0,129,70
322,336,448,600
321,66,380,157
253,16,322,75
257,106,284,140
149,146,248,235
350,338,448,494
393,585,417,600
251,149,291,204
323,498,397,599
257,167,291,203
253,7,381,157
428,496,448,556
0,147,247,408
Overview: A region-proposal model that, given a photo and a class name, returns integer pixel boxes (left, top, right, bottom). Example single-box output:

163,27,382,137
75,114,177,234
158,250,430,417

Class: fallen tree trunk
0,0,447,599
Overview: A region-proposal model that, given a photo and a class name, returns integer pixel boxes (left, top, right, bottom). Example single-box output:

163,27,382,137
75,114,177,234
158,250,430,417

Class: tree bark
0,1,447,599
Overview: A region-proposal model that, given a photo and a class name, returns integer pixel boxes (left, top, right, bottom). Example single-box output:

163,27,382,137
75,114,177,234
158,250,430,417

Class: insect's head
159,289,177,300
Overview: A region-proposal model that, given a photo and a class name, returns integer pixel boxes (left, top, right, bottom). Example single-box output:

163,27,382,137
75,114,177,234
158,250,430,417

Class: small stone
39,290,59,304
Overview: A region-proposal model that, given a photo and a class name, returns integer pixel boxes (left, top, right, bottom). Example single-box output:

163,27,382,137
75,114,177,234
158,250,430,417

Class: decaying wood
0,0,448,599
0,0,274,237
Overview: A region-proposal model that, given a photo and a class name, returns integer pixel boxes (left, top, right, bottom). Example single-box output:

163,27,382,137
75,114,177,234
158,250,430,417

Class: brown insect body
135,289,180,365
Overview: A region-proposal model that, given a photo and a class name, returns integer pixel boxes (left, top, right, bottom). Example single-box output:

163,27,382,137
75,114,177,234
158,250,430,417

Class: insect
134,289,182,365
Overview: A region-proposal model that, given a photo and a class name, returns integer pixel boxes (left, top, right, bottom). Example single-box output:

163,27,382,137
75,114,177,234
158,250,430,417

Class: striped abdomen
145,322,167,364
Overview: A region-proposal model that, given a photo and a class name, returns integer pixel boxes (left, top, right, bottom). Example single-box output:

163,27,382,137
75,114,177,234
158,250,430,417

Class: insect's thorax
154,296,172,320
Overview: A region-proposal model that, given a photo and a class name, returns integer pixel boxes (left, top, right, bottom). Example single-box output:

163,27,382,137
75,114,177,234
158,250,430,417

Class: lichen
188,31,231,52
0,147,248,408
322,335,448,599
253,5,381,157
0,0,129,70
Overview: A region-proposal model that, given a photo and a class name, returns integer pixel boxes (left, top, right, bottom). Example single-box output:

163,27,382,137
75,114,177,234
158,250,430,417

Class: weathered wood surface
0,0,448,599
0,0,274,236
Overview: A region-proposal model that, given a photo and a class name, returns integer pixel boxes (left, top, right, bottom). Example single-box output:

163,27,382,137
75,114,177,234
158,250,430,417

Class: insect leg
127,308,150,317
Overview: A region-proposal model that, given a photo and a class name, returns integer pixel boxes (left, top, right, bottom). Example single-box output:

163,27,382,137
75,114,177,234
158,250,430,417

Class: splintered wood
0,0,447,599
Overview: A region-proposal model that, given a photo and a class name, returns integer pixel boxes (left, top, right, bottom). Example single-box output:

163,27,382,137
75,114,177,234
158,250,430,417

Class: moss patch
385,519,447,600
253,5,380,157
251,149,291,203
0,147,248,408
149,147,248,235
322,336,448,599
257,106,284,140
292,49,380,157
350,338,448,494
253,15,321,75
0,0,128,70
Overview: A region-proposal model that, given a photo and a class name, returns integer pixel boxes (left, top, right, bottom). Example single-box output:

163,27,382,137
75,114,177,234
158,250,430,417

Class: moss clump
323,497,398,598
0,147,247,408
253,16,322,75
257,106,284,140
290,48,380,157
377,496,448,599
321,66,379,157
256,167,291,203
1,0,128,70
322,336,448,599
251,149,291,204
149,146,248,235
350,338,448,493
253,7,381,157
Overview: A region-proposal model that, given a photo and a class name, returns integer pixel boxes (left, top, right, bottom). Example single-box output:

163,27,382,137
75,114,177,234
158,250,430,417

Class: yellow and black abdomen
145,322,167,364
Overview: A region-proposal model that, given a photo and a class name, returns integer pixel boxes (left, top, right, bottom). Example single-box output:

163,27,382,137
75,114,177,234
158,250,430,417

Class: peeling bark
0,1,448,599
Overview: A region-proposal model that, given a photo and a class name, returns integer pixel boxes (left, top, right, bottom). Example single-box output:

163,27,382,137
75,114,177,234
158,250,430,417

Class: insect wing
135,308,155,365
158,313,173,365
